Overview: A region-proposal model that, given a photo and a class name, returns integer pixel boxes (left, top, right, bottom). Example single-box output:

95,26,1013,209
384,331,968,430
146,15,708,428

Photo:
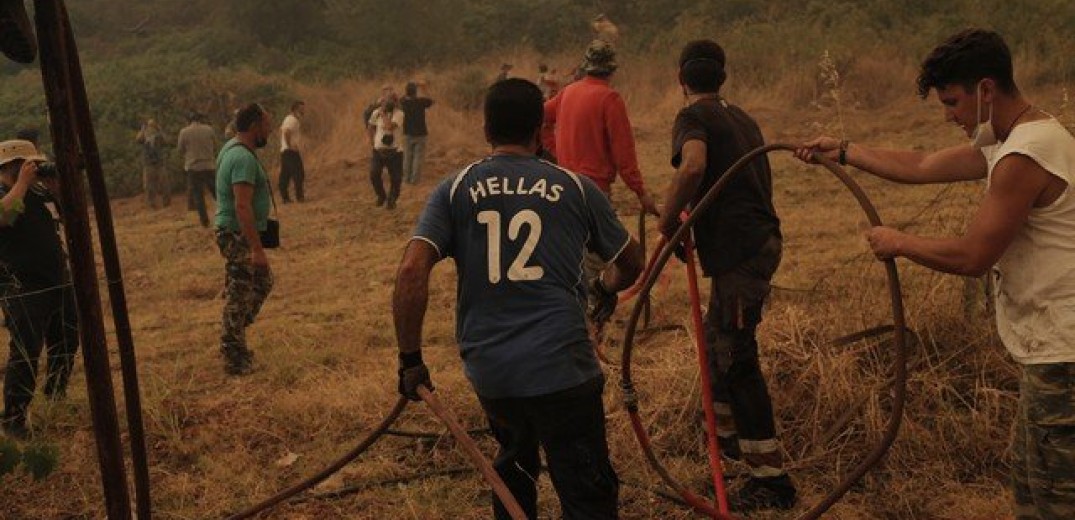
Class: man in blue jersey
393,78,644,519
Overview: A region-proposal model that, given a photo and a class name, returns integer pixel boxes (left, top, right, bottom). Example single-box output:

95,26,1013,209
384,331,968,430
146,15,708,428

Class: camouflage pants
216,230,273,366
1013,362,1075,520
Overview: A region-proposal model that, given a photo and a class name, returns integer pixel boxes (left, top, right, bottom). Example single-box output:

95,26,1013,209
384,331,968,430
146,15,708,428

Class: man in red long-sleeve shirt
543,40,659,217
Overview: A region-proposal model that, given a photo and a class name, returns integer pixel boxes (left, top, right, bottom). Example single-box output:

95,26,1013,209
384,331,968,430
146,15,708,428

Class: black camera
381,133,395,147
36,162,57,178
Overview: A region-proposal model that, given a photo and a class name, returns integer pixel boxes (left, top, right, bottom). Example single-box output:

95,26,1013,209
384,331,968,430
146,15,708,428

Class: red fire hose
682,232,731,516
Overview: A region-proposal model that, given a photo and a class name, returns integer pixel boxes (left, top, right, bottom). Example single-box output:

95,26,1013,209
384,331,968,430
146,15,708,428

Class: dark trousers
279,150,305,202
705,235,785,475
478,376,619,520
369,149,402,203
2,283,79,426
186,169,216,227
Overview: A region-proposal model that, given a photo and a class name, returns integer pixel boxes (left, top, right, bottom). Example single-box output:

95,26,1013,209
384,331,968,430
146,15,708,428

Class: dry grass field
3,52,1072,519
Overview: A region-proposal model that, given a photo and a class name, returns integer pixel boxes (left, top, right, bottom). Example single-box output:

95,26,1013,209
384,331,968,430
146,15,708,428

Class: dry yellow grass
5,52,1072,519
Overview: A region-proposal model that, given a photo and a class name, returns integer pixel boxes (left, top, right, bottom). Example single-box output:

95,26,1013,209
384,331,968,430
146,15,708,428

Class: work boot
224,356,253,376
222,346,254,376
729,474,796,512
718,434,742,462
0,0,36,64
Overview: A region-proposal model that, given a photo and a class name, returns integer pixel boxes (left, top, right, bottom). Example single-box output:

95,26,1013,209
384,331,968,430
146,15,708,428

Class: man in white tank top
797,29,1075,519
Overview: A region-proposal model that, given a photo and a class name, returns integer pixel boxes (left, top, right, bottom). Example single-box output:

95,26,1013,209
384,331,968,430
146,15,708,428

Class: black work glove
588,278,618,324
398,352,432,401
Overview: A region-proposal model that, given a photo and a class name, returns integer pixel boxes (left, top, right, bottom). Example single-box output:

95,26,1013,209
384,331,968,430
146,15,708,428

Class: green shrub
446,67,490,111
0,438,59,481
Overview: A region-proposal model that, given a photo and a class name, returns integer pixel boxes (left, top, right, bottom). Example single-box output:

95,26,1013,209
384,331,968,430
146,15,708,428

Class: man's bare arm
868,153,1056,275
659,139,706,239
798,136,988,184
232,182,267,268
600,237,644,292
393,240,440,356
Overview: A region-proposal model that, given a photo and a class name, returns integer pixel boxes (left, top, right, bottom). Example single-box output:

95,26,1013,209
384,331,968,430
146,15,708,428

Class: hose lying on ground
224,397,409,520
225,389,526,520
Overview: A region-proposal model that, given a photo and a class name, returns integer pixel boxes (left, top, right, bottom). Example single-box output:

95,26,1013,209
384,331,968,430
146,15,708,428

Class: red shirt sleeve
542,94,560,157
603,91,645,196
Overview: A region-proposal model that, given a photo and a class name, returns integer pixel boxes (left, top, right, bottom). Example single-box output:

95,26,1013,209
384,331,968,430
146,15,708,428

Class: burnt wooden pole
57,2,152,517
34,0,133,517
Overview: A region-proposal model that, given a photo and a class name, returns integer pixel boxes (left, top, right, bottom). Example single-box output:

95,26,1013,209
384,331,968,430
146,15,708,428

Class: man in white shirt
279,101,306,203
797,29,1075,520
367,95,405,210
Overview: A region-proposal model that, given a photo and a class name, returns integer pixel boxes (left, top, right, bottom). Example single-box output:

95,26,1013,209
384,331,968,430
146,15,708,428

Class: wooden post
55,2,152,517
34,1,132,517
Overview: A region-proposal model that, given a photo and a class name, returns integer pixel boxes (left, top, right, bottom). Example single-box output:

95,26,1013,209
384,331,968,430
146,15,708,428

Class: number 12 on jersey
477,210,544,283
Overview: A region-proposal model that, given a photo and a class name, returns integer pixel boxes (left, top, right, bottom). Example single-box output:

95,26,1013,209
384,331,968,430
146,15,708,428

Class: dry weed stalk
819,49,847,139
1061,86,1072,130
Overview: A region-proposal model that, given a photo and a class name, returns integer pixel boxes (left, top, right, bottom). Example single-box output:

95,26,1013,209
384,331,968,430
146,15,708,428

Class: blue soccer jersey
412,154,631,399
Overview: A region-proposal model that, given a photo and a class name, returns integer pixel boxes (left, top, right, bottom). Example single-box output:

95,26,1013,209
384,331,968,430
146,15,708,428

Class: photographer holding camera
367,94,405,210
0,140,78,439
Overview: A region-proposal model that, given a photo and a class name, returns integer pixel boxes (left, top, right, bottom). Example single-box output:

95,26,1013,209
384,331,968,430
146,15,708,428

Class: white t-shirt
982,118,1075,364
280,114,302,153
369,108,404,151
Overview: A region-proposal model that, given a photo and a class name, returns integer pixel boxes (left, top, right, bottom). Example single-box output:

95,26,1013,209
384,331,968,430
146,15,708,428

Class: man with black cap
0,139,78,439
658,39,795,512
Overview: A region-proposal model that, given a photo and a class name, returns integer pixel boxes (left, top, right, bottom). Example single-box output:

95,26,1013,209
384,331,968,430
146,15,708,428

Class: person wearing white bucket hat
0,139,78,440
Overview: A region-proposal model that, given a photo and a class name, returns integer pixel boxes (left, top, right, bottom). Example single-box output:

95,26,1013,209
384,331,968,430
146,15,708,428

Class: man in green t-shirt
214,103,274,376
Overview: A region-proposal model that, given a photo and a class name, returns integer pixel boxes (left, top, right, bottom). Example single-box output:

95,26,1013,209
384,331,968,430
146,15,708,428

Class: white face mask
971,81,997,149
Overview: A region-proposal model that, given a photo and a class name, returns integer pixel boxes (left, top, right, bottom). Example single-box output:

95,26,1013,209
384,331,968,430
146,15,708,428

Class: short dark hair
678,40,727,94
291,101,305,112
405,82,417,96
235,103,265,132
484,79,543,147
917,29,1016,98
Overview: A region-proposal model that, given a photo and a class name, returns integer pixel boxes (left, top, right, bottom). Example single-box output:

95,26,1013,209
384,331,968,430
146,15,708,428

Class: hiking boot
729,475,796,512
375,196,386,207
714,433,742,462
222,346,255,376
224,356,254,376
